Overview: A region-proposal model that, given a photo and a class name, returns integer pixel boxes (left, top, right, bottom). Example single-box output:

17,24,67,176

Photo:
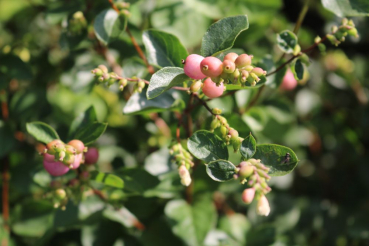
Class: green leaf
201,15,249,57
277,30,298,54
252,144,299,176
187,130,229,162
206,160,237,182
219,213,251,244
117,168,160,194
73,122,107,145
94,9,127,45
26,122,60,144
124,90,185,115
165,197,217,246
90,171,124,188
68,106,97,140
291,59,304,81
147,67,189,99
0,54,32,81
240,133,256,159
142,30,188,68
321,0,369,17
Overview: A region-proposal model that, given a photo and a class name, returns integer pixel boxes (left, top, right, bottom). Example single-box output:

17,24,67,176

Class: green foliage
73,122,108,145
240,133,257,159
206,160,237,182
291,59,304,80
277,30,298,54
322,0,369,17
94,9,128,45
201,15,249,57
90,171,124,188
26,122,60,144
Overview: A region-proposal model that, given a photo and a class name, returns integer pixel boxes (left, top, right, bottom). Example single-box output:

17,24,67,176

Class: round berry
43,153,70,176
200,57,223,77
202,78,225,99
223,52,238,62
223,60,236,73
235,54,252,68
69,153,83,169
68,140,85,153
84,147,99,165
183,54,206,80
242,188,255,204
280,69,297,91
46,139,64,154
251,67,266,77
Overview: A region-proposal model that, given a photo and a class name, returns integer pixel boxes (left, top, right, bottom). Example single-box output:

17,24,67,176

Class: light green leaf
147,67,189,99
68,106,97,140
94,9,127,45
187,130,229,162
201,15,249,57
240,133,256,159
252,144,299,176
26,122,60,144
90,171,124,188
206,160,237,182
321,0,369,17
124,90,185,115
277,30,298,54
165,197,217,246
73,122,107,145
143,30,188,68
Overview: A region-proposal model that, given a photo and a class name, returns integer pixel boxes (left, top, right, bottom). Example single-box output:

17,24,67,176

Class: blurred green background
0,0,369,245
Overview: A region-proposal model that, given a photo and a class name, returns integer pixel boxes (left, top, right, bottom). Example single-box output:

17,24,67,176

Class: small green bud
232,136,242,153
55,189,66,200
244,65,254,72
293,44,301,56
210,118,220,131
98,65,108,73
138,80,146,89
232,69,240,80
220,125,227,138
190,80,202,93
218,116,227,125
314,36,321,43
331,25,338,33
108,78,116,86
212,108,222,115
92,68,103,76
239,165,254,178
98,76,105,83
347,27,358,37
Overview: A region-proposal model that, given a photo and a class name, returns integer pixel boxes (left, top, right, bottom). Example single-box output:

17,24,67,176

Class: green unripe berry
220,125,227,138
347,27,358,37
212,108,222,115
239,164,254,178
92,68,103,76
138,80,146,89
223,60,236,73
190,80,202,93
55,189,67,200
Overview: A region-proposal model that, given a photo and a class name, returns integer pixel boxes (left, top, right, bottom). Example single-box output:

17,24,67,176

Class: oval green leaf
252,144,299,176
142,30,188,68
68,106,97,140
94,9,127,45
291,59,304,81
26,122,60,144
201,15,249,57
187,130,228,162
322,0,369,17
90,171,124,188
147,67,189,99
277,30,298,54
240,133,256,159
206,160,237,182
73,122,108,145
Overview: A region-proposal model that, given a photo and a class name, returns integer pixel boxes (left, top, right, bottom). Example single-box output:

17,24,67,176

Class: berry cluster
42,139,99,176
184,53,267,98
170,143,194,186
91,65,146,93
236,159,272,216
209,109,243,153
325,18,358,46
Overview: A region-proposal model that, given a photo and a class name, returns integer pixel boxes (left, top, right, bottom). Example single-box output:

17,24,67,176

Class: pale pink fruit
43,153,69,176
235,54,252,68
183,54,206,80
242,188,255,204
69,153,83,169
256,195,270,216
200,57,223,77
280,69,297,91
84,147,99,164
68,140,85,153
223,52,239,62
202,78,224,98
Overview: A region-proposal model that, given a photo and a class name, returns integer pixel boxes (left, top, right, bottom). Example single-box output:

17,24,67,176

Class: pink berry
200,57,223,77
242,188,255,204
43,153,69,176
235,54,252,68
223,60,236,73
84,147,99,165
202,78,224,98
251,67,266,77
69,153,83,169
223,52,238,62
280,69,297,91
46,139,64,154
68,140,85,153
183,54,206,80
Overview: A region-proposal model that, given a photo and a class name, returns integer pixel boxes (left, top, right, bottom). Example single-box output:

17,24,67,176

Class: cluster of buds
209,110,243,152
42,140,99,176
91,65,146,93
170,143,194,186
52,188,68,210
68,11,87,35
236,159,271,216
325,18,359,46
116,1,131,18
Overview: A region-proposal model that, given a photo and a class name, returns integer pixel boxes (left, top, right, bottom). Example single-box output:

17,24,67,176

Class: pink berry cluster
184,53,267,98
169,143,194,186
42,139,99,176
235,159,272,216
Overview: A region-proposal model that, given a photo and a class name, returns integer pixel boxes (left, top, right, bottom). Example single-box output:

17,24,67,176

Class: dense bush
1,0,369,245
